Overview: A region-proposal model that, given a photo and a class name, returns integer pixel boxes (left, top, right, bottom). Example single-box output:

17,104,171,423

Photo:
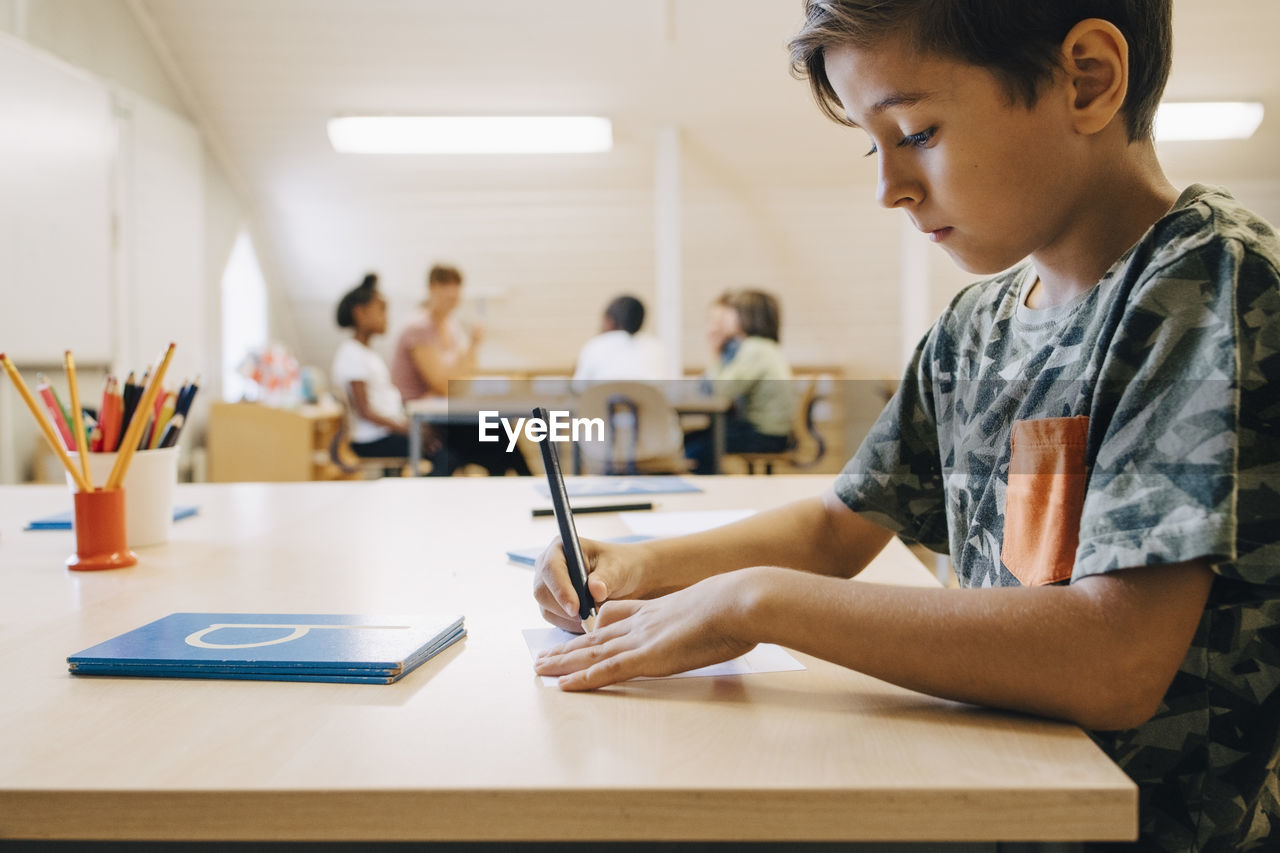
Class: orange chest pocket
1001,416,1090,586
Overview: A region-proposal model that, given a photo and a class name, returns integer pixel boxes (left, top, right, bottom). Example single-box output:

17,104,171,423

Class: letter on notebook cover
185,622,408,650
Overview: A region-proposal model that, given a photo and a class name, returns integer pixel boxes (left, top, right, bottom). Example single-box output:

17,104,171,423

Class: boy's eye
898,127,937,148
863,126,936,157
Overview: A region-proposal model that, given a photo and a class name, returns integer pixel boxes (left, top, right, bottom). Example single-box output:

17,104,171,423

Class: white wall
0,0,237,481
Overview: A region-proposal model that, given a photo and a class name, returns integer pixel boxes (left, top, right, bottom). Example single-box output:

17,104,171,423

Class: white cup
67,447,179,547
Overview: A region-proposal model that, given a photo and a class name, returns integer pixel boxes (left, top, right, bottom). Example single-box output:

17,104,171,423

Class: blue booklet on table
531,476,702,499
68,613,466,684
506,533,654,567
26,505,199,531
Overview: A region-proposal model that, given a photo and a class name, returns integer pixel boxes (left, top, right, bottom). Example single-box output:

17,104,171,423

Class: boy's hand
532,538,654,633
533,570,760,689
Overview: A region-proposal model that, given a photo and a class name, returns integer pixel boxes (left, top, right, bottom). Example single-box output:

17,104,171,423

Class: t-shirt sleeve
705,340,764,399
834,327,949,552
572,336,598,382
399,322,436,354
1073,237,1280,592
331,342,370,389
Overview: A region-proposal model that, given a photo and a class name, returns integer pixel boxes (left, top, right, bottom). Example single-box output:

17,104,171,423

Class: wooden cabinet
207,402,344,482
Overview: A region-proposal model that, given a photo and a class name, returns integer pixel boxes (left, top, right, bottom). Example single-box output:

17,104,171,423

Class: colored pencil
48,381,74,436
35,375,75,450
175,376,201,419
0,354,92,492
107,343,176,490
101,377,121,453
119,371,140,440
149,391,177,449
156,413,185,449
64,350,93,489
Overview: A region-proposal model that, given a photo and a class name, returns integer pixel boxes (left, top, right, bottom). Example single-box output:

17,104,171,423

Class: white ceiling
133,0,1280,305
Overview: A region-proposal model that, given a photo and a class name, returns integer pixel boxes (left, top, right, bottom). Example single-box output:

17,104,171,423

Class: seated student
331,274,446,473
389,263,529,475
390,263,481,401
572,295,682,473
572,295,669,389
533,2,1280,849
684,288,796,473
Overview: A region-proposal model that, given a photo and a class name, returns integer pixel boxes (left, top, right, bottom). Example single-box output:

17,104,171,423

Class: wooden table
0,477,1136,844
406,386,733,476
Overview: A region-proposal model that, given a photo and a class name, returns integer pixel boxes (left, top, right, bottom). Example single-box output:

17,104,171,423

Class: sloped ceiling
134,0,1280,369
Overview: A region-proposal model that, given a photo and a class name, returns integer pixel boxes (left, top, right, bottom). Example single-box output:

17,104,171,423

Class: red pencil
36,375,75,449
101,378,122,453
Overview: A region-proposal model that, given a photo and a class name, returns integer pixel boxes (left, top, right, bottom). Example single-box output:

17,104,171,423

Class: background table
0,477,1135,844
406,388,733,475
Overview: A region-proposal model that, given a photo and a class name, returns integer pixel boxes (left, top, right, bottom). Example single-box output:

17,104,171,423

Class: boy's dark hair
336,273,378,329
789,0,1171,142
604,295,646,335
428,263,463,286
729,289,782,342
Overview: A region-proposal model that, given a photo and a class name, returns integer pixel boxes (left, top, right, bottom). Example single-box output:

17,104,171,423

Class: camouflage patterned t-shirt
835,185,1280,851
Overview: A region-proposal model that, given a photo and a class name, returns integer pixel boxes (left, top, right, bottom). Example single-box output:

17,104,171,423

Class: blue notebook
26,505,199,531
68,612,466,684
532,476,702,499
506,533,654,567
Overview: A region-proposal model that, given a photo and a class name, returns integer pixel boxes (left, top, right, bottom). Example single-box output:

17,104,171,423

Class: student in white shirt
331,274,444,468
572,295,669,389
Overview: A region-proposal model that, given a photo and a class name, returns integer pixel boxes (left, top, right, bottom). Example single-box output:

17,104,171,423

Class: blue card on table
25,505,199,531
68,613,466,684
531,476,702,499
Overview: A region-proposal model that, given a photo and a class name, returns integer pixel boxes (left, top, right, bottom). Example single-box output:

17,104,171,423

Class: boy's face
824,36,1084,275
429,279,463,314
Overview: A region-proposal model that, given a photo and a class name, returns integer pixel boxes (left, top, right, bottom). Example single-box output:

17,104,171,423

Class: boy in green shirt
534,2,1279,848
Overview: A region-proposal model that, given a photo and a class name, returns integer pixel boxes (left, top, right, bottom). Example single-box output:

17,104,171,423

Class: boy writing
534,1,1279,848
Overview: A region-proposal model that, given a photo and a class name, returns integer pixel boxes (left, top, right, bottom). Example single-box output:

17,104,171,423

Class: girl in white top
330,275,412,456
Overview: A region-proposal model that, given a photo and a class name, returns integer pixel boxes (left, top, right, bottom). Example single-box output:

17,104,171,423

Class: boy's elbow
1059,562,1209,732
1068,653,1172,732
1071,689,1162,732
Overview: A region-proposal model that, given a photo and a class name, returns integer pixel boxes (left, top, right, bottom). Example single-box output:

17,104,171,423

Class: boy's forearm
739,560,1212,731
642,493,893,595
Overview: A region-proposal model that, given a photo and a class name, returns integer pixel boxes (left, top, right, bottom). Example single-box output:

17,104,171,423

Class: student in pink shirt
389,263,529,476
390,264,482,401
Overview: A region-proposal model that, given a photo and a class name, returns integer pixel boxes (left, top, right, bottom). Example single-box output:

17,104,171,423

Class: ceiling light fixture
1154,101,1264,142
327,116,613,154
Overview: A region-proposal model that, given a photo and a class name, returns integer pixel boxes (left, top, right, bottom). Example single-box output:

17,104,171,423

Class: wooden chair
327,401,420,479
573,381,692,475
730,378,827,475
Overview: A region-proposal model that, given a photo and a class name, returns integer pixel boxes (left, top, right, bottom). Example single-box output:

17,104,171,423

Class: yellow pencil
106,342,176,490
0,353,93,492
64,350,94,489
149,391,177,449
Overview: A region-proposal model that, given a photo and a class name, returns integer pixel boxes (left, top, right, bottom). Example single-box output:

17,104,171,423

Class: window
220,228,268,401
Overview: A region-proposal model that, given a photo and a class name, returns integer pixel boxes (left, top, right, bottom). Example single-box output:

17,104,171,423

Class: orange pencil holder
68,488,138,571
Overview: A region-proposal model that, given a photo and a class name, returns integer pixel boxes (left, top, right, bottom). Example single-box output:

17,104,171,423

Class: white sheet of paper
618,508,755,538
523,627,804,686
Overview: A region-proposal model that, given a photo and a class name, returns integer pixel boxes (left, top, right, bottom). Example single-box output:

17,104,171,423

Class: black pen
533,406,597,632
531,501,653,518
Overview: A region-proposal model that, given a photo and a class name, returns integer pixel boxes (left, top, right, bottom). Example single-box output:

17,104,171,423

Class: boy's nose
876,156,921,209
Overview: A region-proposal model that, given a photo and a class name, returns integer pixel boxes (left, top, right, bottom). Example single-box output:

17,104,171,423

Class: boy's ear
1060,18,1129,136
